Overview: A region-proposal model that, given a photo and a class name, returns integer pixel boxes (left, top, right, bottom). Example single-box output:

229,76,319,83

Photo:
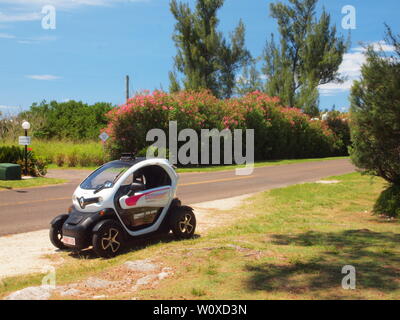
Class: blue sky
0,0,399,116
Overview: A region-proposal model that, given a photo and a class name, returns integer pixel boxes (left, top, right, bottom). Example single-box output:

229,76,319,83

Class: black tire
92,220,125,258
49,216,68,250
170,206,196,239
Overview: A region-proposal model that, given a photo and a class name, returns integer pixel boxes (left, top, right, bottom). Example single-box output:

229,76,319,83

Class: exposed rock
84,277,116,289
124,259,158,272
157,272,171,281
131,274,158,291
92,295,107,299
59,288,82,297
4,285,54,300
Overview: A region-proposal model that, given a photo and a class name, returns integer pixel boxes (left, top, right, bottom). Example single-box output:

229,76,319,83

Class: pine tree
235,58,263,96
263,0,348,116
350,25,400,217
169,0,250,98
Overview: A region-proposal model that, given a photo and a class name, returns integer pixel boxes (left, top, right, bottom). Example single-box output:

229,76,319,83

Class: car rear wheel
170,206,196,239
92,220,125,258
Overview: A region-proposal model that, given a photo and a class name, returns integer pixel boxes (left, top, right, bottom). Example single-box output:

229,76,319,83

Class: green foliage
349,26,400,185
373,184,400,218
0,140,108,168
169,0,250,98
19,100,113,141
324,111,350,156
263,0,348,115
0,146,48,177
235,59,263,96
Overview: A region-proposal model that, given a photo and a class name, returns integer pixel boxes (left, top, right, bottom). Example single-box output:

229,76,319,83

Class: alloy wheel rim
179,214,194,234
101,228,121,253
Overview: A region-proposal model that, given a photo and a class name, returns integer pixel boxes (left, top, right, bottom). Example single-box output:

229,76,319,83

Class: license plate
62,236,76,246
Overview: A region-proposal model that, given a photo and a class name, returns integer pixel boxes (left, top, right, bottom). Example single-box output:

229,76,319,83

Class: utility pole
126,75,130,102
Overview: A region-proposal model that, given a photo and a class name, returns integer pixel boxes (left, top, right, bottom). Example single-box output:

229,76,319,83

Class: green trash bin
0,163,22,180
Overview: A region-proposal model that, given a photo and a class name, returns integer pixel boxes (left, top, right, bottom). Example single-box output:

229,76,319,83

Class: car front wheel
92,220,125,258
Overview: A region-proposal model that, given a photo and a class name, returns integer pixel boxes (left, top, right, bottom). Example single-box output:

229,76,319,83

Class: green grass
175,156,349,173
47,156,349,173
1,139,348,172
1,172,398,300
46,156,349,174
1,140,106,168
0,178,67,190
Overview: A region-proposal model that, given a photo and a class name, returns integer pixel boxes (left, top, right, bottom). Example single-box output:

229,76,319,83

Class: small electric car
49,154,196,258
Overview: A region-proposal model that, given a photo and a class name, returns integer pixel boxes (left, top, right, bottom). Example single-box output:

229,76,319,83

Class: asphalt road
0,159,355,236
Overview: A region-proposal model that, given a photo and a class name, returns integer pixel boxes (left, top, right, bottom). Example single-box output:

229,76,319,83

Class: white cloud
0,0,148,25
0,0,148,10
16,35,57,44
26,74,61,80
319,40,397,97
0,12,41,23
0,105,18,109
354,40,396,53
0,105,21,116
319,50,366,96
0,32,15,38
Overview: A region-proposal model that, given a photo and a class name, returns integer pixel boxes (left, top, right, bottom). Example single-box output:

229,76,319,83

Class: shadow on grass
245,229,400,297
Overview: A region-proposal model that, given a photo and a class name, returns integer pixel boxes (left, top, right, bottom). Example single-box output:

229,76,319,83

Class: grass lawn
47,156,349,173
1,172,398,300
176,156,348,173
0,178,67,190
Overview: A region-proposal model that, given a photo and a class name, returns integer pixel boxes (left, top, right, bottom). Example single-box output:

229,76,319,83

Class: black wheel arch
50,214,69,227
92,218,127,239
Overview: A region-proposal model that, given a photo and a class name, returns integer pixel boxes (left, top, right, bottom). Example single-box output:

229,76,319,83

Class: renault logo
78,197,86,209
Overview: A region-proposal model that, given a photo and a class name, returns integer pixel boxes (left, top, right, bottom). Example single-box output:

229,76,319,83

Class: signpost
99,132,109,143
21,121,31,176
99,132,109,158
18,136,31,146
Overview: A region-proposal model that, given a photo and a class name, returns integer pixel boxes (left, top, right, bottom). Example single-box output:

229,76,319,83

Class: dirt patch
0,230,61,279
50,259,173,300
191,193,255,233
1,193,255,299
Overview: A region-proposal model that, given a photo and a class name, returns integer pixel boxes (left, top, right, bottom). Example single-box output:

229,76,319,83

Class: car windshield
80,161,132,190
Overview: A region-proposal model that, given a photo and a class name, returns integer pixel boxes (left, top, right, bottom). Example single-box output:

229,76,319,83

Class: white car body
72,158,178,236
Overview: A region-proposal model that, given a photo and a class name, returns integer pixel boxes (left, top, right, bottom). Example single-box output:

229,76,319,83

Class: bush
0,146,48,177
105,90,343,165
18,100,113,141
350,26,400,216
373,184,400,218
324,111,350,156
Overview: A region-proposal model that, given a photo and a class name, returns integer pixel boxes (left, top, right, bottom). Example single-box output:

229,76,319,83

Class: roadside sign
19,136,31,146
99,132,109,142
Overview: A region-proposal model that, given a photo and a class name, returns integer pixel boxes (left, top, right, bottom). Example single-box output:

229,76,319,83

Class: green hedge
105,90,347,165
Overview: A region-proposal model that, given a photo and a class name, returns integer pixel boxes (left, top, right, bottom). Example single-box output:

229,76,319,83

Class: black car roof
109,158,147,167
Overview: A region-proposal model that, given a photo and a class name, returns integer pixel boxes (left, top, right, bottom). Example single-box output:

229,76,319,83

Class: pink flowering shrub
105,90,343,164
